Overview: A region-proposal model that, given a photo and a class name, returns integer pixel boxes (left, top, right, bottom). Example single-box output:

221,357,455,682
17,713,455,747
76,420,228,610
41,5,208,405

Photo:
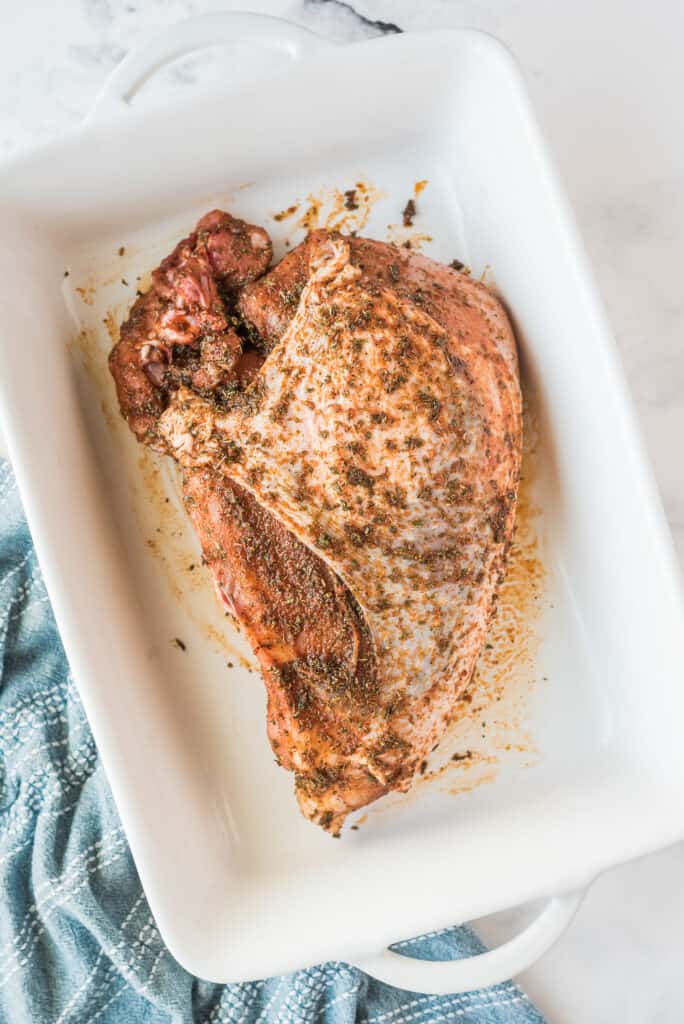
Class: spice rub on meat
109,209,272,445
109,210,522,835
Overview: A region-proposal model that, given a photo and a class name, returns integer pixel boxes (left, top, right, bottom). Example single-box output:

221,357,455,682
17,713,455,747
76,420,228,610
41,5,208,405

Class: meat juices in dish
109,210,522,835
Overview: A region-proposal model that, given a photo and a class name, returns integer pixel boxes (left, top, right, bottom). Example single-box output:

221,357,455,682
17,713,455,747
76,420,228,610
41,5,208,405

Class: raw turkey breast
109,212,522,834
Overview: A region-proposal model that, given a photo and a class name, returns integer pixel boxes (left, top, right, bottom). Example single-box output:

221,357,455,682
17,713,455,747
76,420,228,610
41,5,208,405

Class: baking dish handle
85,11,335,125
352,887,585,995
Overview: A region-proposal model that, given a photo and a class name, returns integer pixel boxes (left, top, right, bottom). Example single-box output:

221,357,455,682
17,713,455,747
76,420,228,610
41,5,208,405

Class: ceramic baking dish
1,13,684,995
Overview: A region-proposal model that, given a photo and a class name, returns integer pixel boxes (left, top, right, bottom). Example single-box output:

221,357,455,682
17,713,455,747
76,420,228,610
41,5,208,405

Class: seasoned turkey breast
109,211,522,834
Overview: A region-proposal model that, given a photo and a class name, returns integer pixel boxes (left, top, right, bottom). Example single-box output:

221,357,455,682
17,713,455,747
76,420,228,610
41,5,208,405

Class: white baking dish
1,13,684,994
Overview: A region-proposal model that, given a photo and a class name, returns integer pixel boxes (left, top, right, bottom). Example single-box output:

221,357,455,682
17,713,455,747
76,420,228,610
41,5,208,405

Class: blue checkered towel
0,458,545,1023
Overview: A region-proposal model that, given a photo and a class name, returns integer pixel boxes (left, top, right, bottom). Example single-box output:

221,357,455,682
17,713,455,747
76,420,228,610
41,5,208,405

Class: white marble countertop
2,1,683,1020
